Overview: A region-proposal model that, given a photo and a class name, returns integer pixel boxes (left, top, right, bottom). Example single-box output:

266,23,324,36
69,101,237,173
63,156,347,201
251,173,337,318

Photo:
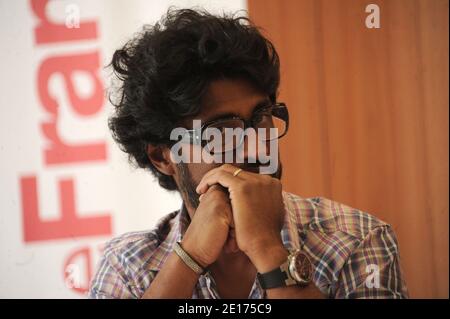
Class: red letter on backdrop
41,120,107,165
38,52,107,165
38,52,104,116
31,0,97,45
20,175,112,242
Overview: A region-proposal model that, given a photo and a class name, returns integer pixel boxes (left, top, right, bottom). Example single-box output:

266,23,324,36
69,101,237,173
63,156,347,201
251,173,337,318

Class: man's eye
254,112,271,124
255,107,272,116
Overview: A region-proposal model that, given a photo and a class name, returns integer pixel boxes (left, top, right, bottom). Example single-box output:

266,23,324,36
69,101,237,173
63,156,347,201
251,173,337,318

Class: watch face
289,251,313,284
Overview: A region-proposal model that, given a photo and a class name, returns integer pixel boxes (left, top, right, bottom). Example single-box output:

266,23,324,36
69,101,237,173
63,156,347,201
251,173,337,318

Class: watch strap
257,261,296,289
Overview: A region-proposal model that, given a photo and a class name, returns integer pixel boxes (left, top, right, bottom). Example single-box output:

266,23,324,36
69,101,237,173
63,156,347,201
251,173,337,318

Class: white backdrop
0,0,246,298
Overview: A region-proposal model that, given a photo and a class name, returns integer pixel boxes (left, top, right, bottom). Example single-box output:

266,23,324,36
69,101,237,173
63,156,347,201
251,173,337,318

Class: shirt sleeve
333,225,409,298
88,249,137,299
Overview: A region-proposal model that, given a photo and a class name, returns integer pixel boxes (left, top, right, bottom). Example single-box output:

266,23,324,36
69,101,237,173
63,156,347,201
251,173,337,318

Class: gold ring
233,168,243,177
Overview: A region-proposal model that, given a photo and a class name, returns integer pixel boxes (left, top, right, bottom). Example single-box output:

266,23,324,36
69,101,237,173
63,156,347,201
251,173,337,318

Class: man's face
172,78,283,212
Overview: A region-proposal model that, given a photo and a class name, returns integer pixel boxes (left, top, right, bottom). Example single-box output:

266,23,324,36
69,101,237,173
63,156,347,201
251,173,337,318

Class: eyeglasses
181,102,289,154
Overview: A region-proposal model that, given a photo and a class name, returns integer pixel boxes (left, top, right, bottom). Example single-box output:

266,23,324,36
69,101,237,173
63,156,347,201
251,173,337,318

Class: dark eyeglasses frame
180,102,289,151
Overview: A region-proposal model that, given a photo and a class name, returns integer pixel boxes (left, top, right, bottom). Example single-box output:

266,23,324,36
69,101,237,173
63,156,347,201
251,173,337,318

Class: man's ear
146,144,175,176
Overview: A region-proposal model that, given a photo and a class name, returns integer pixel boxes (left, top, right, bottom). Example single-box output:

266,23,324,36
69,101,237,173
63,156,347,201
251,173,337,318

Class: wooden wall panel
248,0,449,298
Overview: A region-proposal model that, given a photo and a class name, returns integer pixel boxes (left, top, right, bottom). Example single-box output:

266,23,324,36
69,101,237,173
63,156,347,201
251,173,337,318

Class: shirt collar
146,203,190,272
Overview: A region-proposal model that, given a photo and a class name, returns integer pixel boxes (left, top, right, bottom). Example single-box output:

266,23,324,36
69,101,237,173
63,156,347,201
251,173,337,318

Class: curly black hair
109,8,280,191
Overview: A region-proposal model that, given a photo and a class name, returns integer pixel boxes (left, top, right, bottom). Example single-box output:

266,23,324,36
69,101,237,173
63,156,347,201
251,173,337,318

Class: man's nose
237,128,270,164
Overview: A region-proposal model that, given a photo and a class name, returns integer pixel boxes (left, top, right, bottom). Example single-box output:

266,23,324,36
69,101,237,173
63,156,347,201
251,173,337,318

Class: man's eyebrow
202,98,272,124
252,98,273,112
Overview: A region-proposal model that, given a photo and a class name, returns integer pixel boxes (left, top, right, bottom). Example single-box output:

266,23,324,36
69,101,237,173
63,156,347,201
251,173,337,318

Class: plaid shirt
89,191,408,299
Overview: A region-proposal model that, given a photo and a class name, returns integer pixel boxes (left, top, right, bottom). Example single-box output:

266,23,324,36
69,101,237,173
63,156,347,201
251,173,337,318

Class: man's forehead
199,78,270,119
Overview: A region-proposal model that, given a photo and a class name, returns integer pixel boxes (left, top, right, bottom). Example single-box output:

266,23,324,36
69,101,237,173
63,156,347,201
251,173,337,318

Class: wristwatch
256,249,313,289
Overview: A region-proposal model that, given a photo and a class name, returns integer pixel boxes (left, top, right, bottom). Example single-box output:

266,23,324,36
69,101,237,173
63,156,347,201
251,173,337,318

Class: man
89,8,408,299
